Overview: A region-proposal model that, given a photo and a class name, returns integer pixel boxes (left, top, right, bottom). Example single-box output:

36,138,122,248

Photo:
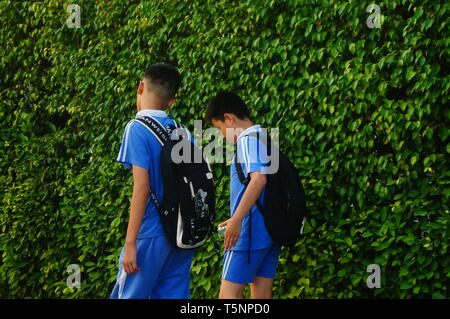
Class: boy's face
211,113,241,144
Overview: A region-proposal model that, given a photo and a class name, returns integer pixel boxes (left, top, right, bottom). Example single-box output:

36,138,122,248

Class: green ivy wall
0,0,448,298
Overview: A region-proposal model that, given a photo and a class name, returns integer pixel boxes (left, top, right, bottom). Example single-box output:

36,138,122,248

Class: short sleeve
116,121,152,170
237,134,269,177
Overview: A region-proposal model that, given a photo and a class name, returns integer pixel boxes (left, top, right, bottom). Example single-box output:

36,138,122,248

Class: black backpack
134,116,215,249
234,131,306,247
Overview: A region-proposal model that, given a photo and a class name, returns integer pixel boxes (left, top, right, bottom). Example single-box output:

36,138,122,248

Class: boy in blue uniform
206,91,281,299
110,63,194,299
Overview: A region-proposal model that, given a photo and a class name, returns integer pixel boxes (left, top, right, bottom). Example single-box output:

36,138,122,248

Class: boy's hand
122,242,140,274
219,217,242,250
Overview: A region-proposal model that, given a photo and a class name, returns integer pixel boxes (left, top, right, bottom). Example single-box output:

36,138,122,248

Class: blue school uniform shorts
110,235,194,299
221,243,281,284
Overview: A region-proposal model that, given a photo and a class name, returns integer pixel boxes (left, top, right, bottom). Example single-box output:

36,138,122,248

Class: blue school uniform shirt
116,109,180,239
230,125,273,251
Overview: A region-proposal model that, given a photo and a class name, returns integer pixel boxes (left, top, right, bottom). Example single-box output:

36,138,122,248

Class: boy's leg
219,279,246,299
249,244,281,299
110,236,170,299
150,237,195,299
250,277,274,299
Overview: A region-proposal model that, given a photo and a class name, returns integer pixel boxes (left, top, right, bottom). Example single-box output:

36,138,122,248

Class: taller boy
206,91,281,299
110,63,194,299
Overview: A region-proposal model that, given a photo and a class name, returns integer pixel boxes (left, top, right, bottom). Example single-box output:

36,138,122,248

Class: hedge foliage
0,0,449,299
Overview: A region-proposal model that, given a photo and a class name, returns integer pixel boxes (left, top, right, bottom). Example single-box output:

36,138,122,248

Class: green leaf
400,281,414,290
432,292,446,299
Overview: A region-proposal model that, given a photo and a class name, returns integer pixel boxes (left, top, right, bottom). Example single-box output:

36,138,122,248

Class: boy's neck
235,119,255,132
139,102,168,111
139,95,169,111
140,105,167,111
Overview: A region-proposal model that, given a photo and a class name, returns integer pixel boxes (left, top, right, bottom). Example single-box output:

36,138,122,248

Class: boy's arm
122,165,150,274
220,171,267,250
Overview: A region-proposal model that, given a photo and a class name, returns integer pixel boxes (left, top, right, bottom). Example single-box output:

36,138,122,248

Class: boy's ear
223,113,234,124
137,80,144,95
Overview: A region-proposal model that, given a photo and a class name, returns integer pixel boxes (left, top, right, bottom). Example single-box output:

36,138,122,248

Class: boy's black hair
144,63,181,100
205,91,251,123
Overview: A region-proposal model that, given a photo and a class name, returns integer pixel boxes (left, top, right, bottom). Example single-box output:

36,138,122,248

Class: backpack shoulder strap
133,116,170,146
132,116,170,216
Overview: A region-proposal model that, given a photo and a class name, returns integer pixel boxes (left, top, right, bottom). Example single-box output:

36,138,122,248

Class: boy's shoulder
237,126,266,149
125,118,147,134
236,133,269,167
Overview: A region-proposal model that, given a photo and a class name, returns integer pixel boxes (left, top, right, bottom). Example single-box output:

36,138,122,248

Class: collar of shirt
237,124,261,142
136,109,168,118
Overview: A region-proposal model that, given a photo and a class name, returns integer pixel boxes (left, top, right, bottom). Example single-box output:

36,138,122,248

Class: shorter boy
206,91,281,299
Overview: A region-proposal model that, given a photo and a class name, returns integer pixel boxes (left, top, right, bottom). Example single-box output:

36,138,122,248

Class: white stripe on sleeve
244,136,251,173
117,122,132,162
